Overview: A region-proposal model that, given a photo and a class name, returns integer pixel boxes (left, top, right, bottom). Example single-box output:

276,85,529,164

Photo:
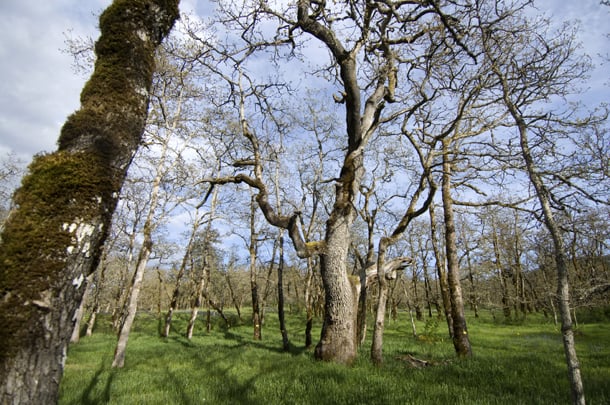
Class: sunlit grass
59,309,610,404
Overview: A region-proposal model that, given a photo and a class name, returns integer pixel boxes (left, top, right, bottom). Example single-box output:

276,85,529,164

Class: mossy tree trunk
0,1,179,403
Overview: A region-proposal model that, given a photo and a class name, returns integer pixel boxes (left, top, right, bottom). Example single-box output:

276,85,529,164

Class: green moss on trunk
0,151,115,363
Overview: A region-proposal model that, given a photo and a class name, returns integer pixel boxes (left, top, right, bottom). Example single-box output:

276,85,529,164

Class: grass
59,310,610,404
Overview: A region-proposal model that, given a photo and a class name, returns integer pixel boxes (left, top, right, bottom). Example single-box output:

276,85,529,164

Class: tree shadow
74,360,115,405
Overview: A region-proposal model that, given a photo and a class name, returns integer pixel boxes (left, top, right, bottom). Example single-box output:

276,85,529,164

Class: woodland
0,0,608,404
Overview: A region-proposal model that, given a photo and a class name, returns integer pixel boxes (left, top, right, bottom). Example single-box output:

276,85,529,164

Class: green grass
59,310,610,404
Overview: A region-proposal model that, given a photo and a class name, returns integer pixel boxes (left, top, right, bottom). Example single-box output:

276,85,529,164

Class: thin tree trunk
371,246,389,365
422,258,434,318
402,284,418,338
495,57,585,401
442,139,472,357
249,196,262,340
86,255,108,337
465,251,479,318
278,230,290,351
304,257,315,348
112,221,139,330
225,269,243,321
112,239,152,368
491,221,512,319
429,204,454,337
163,215,200,337
0,1,178,402
515,118,585,404
70,274,93,343
187,188,218,339
260,242,278,327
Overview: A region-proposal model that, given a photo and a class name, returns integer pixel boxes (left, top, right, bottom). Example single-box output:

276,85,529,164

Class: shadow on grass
74,360,115,405
222,329,310,356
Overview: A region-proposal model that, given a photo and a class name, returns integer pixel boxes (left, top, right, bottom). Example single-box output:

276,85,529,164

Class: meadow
59,309,610,404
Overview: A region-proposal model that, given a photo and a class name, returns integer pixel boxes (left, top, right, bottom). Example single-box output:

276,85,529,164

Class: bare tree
476,2,608,402
196,0,486,365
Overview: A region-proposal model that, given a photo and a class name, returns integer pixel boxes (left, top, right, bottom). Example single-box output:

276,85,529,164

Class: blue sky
0,0,608,163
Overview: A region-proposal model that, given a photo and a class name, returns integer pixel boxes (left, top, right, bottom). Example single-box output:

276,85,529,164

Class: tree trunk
249,196,262,340
225,270,243,321
187,273,205,340
513,117,585,404
70,274,93,343
465,252,479,318
314,218,359,364
422,259,434,318
428,204,454,337
442,139,472,357
304,257,316,348
278,231,290,351
371,250,389,365
0,1,178,402
86,257,107,337
491,222,512,319
112,239,152,368
163,216,200,337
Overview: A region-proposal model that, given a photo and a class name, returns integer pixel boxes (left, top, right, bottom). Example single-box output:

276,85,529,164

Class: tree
0,153,25,227
197,0,487,365
112,78,197,367
0,1,178,402
476,2,608,402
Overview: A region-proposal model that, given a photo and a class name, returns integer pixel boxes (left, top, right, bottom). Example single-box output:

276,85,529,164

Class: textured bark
314,219,359,364
442,140,472,357
0,1,178,402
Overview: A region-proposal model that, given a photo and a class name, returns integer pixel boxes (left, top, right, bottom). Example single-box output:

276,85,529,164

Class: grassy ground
59,310,610,404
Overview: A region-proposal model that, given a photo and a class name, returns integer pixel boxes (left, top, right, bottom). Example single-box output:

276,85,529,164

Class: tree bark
0,1,178,402
277,231,290,351
429,204,454,337
442,139,472,357
514,117,585,404
112,238,152,368
304,257,316,348
314,218,359,364
370,243,390,365
249,196,262,340
163,214,200,337
495,65,585,404
70,274,93,343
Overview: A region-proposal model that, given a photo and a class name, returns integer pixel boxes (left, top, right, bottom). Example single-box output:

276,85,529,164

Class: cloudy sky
0,0,608,164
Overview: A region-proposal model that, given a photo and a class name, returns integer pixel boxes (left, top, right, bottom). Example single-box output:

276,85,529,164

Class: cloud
0,0,607,163
0,0,110,161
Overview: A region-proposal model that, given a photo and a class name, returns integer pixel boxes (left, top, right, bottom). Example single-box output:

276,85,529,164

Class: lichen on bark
0,151,113,369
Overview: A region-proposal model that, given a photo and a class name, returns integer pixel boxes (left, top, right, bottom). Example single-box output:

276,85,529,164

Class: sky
0,0,608,165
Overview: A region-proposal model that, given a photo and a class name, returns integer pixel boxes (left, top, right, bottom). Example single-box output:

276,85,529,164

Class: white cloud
0,0,110,161
0,0,607,164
